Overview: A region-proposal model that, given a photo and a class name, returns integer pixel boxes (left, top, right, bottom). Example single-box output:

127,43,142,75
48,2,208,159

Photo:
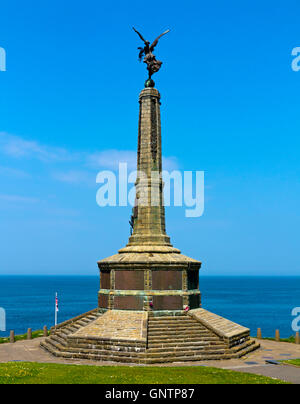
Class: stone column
127,88,171,248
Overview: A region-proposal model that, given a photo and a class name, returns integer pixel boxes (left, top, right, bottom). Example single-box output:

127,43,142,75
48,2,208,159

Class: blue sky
0,0,299,275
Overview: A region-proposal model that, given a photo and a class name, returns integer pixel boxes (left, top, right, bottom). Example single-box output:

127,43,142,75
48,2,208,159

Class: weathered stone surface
72,311,148,343
188,308,250,347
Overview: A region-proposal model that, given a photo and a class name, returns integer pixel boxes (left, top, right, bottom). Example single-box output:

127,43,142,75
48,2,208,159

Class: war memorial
41,28,260,364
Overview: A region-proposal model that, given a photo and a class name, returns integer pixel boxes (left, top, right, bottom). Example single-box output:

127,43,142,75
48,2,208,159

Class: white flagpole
55,292,58,327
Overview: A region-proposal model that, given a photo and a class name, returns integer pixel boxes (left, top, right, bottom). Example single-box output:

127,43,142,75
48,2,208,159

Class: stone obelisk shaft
127,87,171,248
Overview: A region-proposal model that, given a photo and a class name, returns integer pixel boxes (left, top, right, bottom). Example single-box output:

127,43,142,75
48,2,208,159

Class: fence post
27,328,32,340
275,329,280,342
43,326,48,337
10,330,15,343
257,328,262,339
296,332,300,345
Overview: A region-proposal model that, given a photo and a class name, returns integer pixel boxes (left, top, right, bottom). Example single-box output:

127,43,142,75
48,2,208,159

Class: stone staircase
40,309,102,358
41,310,260,364
145,315,259,364
41,309,146,363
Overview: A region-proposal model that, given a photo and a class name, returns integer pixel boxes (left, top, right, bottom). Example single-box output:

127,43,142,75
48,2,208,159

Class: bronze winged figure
133,27,170,85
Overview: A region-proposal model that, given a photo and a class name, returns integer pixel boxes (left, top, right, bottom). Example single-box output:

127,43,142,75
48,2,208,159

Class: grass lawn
282,359,300,367
0,362,287,384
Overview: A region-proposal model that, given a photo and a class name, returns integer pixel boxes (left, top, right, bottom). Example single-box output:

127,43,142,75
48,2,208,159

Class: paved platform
73,311,147,342
0,338,300,383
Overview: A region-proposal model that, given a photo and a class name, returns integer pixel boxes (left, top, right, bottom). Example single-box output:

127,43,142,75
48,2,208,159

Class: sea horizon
1,274,300,277
0,275,299,339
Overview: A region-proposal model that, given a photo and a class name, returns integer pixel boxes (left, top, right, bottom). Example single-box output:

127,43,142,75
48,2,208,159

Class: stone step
148,331,214,338
150,316,189,321
43,347,143,364
147,342,227,352
148,336,220,344
148,326,209,333
67,324,80,330
44,342,144,359
148,320,199,327
53,329,70,337
67,341,146,353
86,315,98,321
67,336,146,348
148,340,226,349
53,329,74,340
71,321,83,326
148,325,205,331
43,340,226,360
42,337,64,353
147,346,227,355
148,334,214,340
41,341,74,359
234,341,260,358
231,340,259,356
76,319,90,326
148,324,209,330
145,349,227,358
149,321,199,325
54,328,80,339
50,334,68,347
64,325,80,333
149,324,209,330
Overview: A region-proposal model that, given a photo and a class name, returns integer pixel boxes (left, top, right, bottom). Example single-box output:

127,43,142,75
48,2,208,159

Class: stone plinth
98,251,201,313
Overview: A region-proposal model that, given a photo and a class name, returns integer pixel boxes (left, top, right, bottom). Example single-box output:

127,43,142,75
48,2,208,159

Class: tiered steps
41,309,102,358
41,311,259,364
144,316,258,364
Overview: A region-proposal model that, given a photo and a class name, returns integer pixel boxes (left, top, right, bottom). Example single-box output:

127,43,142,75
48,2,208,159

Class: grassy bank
0,330,49,344
260,336,296,343
0,362,287,384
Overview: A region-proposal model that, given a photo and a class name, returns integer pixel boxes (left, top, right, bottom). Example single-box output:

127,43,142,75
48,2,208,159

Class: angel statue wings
133,27,170,86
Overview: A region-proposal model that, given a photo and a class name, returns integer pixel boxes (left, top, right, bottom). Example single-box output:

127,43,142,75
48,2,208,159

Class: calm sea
0,276,299,338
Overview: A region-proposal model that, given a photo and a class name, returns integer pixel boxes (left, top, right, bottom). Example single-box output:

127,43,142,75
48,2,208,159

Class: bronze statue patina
133,27,170,87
